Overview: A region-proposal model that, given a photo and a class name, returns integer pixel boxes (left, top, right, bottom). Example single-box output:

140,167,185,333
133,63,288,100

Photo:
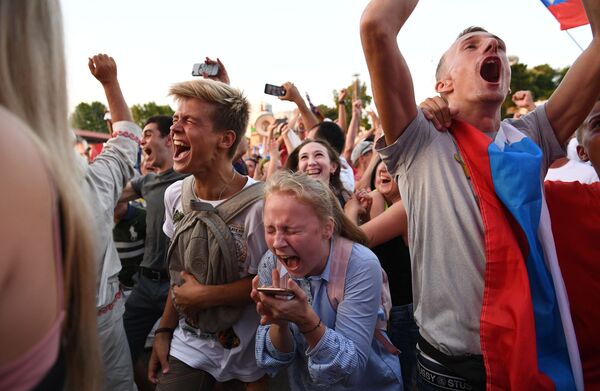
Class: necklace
217,167,237,200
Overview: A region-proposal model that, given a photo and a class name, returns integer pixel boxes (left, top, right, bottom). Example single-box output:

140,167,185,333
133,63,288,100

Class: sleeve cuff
112,120,142,140
265,326,296,362
305,327,336,362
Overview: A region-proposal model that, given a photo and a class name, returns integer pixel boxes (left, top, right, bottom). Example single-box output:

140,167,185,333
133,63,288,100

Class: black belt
139,267,169,282
417,353,475,390
418,334,485,390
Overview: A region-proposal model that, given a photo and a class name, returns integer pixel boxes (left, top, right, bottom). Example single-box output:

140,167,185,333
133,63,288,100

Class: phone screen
264,84,286,97
192,63,219,77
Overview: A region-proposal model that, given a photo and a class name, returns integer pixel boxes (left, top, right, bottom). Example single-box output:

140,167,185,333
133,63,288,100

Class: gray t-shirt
131,168,187,270
376,105,564,355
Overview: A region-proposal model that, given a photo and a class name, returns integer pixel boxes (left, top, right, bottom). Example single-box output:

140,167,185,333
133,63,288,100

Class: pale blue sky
60,0,591,114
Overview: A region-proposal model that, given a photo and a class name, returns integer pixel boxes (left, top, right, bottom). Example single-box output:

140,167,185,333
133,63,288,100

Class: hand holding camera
191,57,230,85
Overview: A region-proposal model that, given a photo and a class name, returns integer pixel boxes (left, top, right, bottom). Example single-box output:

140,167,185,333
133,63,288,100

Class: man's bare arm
338,88,348,132
88,54,133,123
360,0,419,146
545,0,600,144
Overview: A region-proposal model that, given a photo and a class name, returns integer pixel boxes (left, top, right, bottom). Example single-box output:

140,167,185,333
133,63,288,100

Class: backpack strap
216,181,265,223
181,176,196,214
326,236,399,356
326,236,353,311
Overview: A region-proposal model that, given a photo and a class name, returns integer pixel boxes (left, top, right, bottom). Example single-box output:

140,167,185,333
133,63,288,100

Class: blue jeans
388,303,419,391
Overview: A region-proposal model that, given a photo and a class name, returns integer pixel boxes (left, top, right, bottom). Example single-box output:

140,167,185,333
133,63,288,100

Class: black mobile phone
257,286,295,298
264,83,286,97
192,63,219,77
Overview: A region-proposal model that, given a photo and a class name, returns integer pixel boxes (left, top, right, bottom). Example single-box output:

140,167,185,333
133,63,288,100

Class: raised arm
344,100,363,162
88,54,132,123
360,0,419,145
338,88,348,132
280,82,320,131
545,0,600,144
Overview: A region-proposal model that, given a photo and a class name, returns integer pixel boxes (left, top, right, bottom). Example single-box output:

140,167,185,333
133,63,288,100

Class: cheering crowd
1,0,600,390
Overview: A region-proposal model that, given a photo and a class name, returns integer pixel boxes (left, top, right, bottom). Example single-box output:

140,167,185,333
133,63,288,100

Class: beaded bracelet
300,319,321,335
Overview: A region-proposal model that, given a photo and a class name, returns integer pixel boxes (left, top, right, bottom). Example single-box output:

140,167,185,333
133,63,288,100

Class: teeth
173,140,188,147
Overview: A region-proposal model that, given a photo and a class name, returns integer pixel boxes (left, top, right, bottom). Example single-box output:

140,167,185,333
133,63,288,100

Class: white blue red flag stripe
450,119,583,390
540,0,589,30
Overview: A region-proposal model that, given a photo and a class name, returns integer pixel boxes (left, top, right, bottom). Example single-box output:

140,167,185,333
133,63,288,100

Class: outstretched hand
88,54,118,85
419,96,457,131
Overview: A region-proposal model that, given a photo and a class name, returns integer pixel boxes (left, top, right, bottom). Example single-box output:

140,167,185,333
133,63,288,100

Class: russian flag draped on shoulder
541,0,590,30
450,119,583,390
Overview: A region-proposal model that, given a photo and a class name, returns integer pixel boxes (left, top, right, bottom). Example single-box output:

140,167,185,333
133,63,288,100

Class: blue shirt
255,240,403,390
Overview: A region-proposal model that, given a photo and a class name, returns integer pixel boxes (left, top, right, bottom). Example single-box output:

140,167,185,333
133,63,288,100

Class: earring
508,88,512,96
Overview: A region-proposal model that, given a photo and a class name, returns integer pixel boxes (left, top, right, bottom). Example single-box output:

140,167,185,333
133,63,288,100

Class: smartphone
264,83,286,97
257,286,295,298
192,63,219,77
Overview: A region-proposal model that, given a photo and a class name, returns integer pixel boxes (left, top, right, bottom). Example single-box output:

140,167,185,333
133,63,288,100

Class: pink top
0,198,65,391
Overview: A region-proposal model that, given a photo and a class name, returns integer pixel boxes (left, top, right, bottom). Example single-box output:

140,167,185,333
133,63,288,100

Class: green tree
313,81,374,130
502,63,570,117
70,101,108,133
131,102,174,128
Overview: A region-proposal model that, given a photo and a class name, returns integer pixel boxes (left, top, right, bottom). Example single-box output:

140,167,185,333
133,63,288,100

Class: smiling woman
285,138,351,207
251,171,402,390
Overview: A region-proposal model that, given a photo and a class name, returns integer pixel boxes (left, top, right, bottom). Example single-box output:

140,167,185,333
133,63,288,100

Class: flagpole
565,30,584,52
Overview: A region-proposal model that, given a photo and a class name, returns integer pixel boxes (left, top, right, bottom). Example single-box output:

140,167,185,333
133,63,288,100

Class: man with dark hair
120,113,187,388
361,0,600,389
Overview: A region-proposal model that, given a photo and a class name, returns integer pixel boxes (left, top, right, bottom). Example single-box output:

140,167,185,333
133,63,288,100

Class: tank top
0,195,66,390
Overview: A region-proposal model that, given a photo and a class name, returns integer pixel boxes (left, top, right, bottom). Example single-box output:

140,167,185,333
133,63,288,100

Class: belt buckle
151,269,162,281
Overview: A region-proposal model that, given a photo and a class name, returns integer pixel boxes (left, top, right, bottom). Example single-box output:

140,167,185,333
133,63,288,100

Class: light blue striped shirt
255,241,403,390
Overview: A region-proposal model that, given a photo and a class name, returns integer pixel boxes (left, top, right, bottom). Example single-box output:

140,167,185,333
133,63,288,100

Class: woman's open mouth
278,255,300,270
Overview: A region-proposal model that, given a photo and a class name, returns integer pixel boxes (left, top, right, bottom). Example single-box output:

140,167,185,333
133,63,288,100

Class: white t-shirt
163,177,267,382
339,156,355,193
545,159,599,183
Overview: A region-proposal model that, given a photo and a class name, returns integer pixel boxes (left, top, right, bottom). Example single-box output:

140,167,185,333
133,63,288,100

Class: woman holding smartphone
251,171,402,390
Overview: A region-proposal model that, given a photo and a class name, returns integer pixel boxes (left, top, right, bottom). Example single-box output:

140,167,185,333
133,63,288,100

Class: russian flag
541,0,590,30
450,119,583,390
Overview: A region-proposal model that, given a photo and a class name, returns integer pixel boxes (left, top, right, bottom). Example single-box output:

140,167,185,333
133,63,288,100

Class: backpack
275,235,399,355
167,176,264,333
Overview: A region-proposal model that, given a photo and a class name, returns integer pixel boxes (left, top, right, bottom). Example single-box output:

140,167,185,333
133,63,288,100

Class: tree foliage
69,101,175,133
131,102,174,128
503,62,570,117
315,80,373,130
70,101,108,133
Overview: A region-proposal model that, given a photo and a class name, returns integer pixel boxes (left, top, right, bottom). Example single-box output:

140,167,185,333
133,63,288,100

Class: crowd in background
1,1,600,391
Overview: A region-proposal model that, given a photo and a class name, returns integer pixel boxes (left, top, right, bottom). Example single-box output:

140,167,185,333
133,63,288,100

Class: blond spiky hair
169,79,250,157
